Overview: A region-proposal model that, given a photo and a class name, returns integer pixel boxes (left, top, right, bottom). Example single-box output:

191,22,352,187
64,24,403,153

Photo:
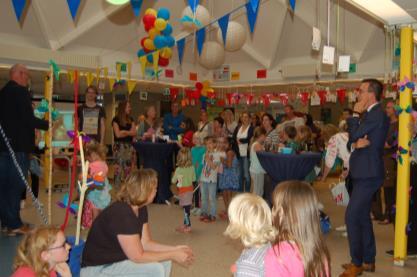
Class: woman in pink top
265,181,330,277
12,226,71,277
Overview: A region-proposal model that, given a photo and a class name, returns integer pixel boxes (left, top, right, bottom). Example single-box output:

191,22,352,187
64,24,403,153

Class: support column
394,26,413,266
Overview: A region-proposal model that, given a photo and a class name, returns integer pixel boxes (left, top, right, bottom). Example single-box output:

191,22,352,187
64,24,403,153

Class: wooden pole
43,68,53,224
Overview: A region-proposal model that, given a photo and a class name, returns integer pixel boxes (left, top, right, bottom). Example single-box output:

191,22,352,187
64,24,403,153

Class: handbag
330,179,350,206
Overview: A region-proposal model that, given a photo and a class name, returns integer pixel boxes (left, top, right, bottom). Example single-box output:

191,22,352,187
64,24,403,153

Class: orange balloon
148,28,160,39
143,38,155,50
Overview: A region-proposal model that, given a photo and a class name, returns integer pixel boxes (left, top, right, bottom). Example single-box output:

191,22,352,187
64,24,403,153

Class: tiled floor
1,178,416,276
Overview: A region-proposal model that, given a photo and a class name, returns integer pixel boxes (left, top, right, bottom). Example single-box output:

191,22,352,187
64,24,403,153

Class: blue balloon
162,23,173,36
147,54,153,63
137,49,146,57
154,35,167,49
157,8,170,20
165,36,175,48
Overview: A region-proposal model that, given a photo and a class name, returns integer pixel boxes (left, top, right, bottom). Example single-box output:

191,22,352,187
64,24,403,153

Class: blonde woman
172,148,196,233
12,227,71,277
224,193,276,276
81,169,194,277
265,181,330,277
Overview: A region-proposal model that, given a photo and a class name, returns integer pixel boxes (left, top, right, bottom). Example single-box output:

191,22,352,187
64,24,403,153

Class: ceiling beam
54,3,129,51
31,0,58,50
241,44,270,68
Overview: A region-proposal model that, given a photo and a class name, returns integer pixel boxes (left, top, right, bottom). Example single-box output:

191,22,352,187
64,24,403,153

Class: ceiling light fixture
347,0,415,25
106,0,130,5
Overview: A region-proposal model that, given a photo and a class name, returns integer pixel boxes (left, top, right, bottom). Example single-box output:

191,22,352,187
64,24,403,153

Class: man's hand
356,135,370,149
354,100,367,114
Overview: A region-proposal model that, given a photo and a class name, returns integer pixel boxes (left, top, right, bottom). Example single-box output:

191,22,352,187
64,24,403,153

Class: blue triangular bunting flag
249,0,260,13
188,0,199,14
246,1,260,33
66,0,82,20
289,0,295,11
196,27,206,56
218,14,230,46
177,38,186,65
130,0,143,17
11,0,27,21
289,0,296,11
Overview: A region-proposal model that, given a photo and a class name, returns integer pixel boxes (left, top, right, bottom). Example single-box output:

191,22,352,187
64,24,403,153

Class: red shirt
182,131,194,147
12,267,57,277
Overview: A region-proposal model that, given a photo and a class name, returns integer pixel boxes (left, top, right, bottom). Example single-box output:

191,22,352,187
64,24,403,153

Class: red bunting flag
169,88,179,101
300,92,309,106
279,93,289,105
336,89,346,104
317,90,327,105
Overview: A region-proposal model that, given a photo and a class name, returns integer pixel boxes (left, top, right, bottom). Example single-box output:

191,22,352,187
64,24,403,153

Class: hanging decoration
395,105,412,116
66,0,82,20
245,0,261,33
198,41,225,69
11,0,27,21
130,0,143,17
169,87,179,101
279,93,289,105
336,89,346,104
217,14,230,47
288,0,296,11
216,21,246,52
188,0,199,14
196,28,206,56
181,5,210,31
397,76,415,92
300,92,310,106
317,90,327,105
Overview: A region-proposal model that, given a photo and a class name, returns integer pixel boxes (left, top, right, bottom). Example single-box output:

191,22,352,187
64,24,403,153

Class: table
257,152,322,203
133,142,178,203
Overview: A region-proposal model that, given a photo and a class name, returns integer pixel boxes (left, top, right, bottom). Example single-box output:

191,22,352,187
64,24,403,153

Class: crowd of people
1,64,417,277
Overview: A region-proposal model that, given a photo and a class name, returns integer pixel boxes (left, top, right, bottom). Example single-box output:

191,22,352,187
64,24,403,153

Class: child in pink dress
265,181,330,277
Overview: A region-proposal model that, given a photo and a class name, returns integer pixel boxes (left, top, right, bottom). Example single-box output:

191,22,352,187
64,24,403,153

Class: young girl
224,193,276,276
172,148,196,233
265,181,330,277
218,138,240,219
250,127,267,197
82,143,112,229
297,125,313,152
12,227,72,277
191,133,206,215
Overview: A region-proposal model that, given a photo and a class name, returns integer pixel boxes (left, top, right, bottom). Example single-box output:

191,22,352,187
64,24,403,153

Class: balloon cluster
137,8,175,67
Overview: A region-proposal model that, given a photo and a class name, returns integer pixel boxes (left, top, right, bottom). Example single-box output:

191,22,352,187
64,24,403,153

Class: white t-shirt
237,126,250,157
200,151,225,183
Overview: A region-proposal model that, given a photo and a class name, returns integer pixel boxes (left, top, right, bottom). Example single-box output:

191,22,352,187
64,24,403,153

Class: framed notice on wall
213,65,230,82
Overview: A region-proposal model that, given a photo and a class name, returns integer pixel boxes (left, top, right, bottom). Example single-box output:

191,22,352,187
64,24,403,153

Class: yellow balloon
155,18,167,31
144,38,155,50
145,8,157,17
148,28,160,39
206,88,214,93
160,48,172,59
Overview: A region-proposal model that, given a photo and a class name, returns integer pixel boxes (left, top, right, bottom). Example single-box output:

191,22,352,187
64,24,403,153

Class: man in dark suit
0,64,49,236
340,79,389,277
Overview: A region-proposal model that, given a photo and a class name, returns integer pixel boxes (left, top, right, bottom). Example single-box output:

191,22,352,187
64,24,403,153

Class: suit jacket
347,103,389,180
0,81,49,153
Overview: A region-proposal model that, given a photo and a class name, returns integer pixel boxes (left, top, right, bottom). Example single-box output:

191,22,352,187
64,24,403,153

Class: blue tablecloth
133,142,178,203
257,152,322,185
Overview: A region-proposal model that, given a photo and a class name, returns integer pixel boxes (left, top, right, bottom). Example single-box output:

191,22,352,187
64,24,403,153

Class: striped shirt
235,243,271,277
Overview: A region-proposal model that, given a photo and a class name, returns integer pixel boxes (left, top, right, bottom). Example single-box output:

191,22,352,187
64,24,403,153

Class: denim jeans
81,260,171,277
0,152,29,229
201,182,217,217
239,156,250,192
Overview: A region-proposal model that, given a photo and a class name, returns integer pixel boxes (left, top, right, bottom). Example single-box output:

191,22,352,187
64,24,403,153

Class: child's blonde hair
271,181,330,277
13,226,61,277
86,142,107,161
176,148,192,167
224,193,276,248
297,125,312,143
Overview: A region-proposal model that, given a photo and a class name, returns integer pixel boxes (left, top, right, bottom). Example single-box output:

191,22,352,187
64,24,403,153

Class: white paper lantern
216,21,247,52
181,5,211,31
198,41,225,69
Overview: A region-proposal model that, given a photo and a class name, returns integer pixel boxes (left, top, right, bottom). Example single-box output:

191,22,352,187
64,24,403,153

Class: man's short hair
362,79,383,101
285,104,294,111
214,116,224,127
85,85,98,95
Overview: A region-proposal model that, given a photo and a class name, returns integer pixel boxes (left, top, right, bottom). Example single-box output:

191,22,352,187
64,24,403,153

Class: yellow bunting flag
67,70,75,84
103,67,109,80
86,72,94,86
108,78,116,91
95,68,100,85
153,51,160,76
127,62,132,80
139,56,147,77
127,80,136,95
116,64,122,81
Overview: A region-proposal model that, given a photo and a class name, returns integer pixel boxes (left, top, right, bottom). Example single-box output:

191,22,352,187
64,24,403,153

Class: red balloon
143,47,151,53
158,57,169,67
144,24,152,32
143,14,156,28
195,82,203,91
140,37,147,48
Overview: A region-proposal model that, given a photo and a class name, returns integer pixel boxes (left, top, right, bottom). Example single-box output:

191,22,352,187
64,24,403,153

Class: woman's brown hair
271,181,330,277
116,101,132,127
115,169,158,207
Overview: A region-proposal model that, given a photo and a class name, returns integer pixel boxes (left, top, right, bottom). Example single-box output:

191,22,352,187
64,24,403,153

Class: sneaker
386,249,417,258
203,215,216,223
336,225,347,232
199,213,208,221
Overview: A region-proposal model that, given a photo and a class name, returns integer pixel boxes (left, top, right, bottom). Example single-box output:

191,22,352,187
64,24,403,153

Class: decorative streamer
289,0,296,11
218,14,230,46
245,0,260,33
188,0,199,14
95,68,100,85
108,78,116,91
116,63,122,81
139,56,147,77
196,27,206,56
127,61,132,80
127,80,136,95
177,38,186,65
249,0,260,13
66,0,82,20
86,72,94,86
11,0,27,21
152,51,160,76
130,0,143,17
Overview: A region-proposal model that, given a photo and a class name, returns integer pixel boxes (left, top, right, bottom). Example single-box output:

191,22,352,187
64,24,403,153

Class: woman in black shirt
81,169,194,276
112,101,136,186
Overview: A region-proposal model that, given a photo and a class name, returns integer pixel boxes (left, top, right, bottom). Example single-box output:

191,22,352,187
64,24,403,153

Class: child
12,226,72,277
82,143,112,229
297,125,313,152
224,193,276,276
200,136,222,222
172,148,196,233
218,138,240,220
180,117,196,148
265,181,330,277
249,127,267,197
191,134,206,215
280,125,301,153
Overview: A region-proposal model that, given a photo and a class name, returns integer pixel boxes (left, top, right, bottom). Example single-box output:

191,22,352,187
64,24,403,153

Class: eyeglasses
47,242,68,251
